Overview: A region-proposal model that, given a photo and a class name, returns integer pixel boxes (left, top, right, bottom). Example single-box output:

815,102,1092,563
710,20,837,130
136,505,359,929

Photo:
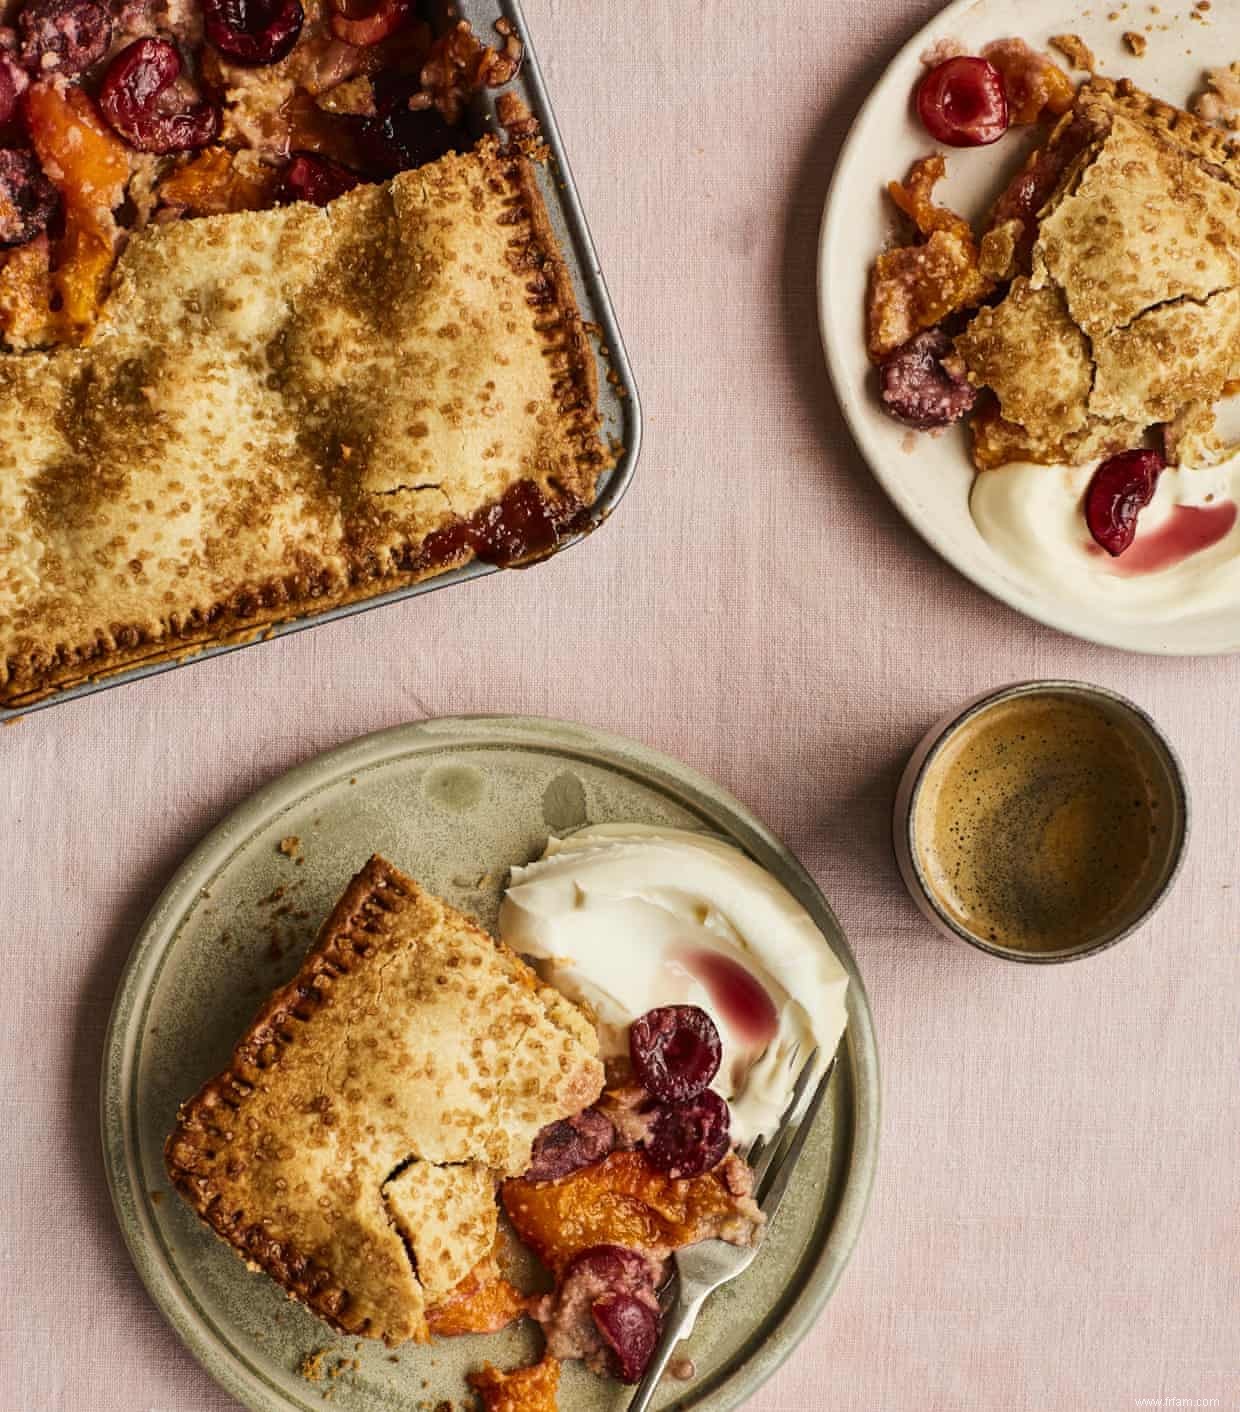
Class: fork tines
749,1048,836,1214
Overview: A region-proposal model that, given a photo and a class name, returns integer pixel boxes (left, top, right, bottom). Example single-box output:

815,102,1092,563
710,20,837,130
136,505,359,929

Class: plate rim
816,0,1240,657
100,715,881,1412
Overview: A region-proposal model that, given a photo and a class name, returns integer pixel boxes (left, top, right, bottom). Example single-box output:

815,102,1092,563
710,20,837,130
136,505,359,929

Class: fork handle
626,1280,710,1412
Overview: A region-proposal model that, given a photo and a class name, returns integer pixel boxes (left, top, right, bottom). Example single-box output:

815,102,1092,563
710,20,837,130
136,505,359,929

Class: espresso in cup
895,683,1189,961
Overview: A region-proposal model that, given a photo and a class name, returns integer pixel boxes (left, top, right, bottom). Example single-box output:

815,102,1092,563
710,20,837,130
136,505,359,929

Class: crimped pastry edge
1,138,613,707
163,854,594,1343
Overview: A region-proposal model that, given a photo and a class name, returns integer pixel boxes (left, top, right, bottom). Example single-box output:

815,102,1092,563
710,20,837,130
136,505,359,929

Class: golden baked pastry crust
164,855,604,1345
383,1159,497,1301
957,78,1240,467
0,137,612,708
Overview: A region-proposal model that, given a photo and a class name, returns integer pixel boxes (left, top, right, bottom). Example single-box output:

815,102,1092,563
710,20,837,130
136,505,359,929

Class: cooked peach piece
25,82,128,214
983,38,1076,124
425,1254,526,1338
23,82,130,340
503,1149,746,1274
469,1356,560,1412
867,156,993,363
158,147,279,216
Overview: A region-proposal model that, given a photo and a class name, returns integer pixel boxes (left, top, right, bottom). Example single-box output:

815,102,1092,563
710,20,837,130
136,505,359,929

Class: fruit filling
499,1005,765,1392
628,1003,722,1103
916,56,1010,148
0,0,525,346
529,1245,662,1382
1084,450,1166,557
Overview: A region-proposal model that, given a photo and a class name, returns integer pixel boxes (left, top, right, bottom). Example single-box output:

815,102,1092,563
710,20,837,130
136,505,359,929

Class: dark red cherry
1085,449,1165,557
591,1293,659,1384
357,72,464,177
99,39,219,154
281,151,360,205
202,0,303,66
646,1089,731,1179
629,1005,722,1104
0,149,58,246
0,54,23,127
327,0,409,47
18,0,112,77
878,329,977,430
917,56,1010,147
525,1110,616,1183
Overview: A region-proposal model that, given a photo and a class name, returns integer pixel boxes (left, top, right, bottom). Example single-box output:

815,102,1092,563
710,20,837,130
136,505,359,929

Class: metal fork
626,1050,837,1412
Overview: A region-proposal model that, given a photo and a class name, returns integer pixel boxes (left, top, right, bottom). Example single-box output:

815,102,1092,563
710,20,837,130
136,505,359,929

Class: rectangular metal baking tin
1,0,641,724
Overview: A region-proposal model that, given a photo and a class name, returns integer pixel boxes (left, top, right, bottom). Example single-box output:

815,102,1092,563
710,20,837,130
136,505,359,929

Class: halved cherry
591,1293,659,1384
18,0,112,77
916,56,1009,147
328,0,409,47
202,0,303,66
281,151,361,205
629,1005,722,1104
99,39,219,154
646,1089,731,1179
525,1110,616,1183
879,329,977,430
1084,449,1166,557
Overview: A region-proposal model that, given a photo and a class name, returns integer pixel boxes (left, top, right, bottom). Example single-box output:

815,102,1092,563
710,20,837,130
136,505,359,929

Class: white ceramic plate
819,0,1240,654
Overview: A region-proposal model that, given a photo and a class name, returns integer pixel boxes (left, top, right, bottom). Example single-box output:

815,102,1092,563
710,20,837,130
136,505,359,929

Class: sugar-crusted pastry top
165,856,604,1344
957,78,1240,466
0,137,610,707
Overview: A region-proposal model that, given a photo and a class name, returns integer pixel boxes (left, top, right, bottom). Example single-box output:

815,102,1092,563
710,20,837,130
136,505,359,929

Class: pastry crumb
1123,30,1148,55
920,37,966,67
1049,34,1097,71
299,1349,358,1387
279,835,302,860
299,1348,329,1382
1193,63,1240,127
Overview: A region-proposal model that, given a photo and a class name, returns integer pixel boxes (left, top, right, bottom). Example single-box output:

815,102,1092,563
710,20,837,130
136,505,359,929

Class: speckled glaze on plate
102,718,879,1412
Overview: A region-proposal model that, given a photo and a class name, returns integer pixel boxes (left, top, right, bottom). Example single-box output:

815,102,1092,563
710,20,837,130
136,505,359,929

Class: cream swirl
970,452,1240,620
498,824,849,1144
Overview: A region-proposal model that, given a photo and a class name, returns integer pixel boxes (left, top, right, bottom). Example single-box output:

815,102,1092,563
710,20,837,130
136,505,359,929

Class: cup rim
901,679,1192,964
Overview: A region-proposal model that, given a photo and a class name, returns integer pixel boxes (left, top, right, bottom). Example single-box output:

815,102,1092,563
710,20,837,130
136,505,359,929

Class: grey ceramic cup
892,681,1190,963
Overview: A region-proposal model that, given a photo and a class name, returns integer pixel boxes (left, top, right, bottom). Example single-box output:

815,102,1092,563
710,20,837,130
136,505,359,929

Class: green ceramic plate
102,717,879,1411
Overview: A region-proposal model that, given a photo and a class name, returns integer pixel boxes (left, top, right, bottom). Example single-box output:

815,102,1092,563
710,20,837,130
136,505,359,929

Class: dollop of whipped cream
498,824,850,1145
970,452,1240,620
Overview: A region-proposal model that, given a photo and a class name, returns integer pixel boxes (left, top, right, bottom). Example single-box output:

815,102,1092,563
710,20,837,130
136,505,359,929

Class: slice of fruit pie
0,3,612,708
165,833,851,1406
866,41,1240,561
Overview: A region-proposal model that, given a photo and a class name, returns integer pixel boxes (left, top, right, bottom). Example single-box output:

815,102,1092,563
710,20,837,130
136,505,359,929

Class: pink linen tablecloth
2,1,1238,1408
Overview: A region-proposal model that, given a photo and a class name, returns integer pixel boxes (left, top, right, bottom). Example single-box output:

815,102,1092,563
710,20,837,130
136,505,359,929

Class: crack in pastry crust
383,1159,498,1301
164,855,604,1344
0,137,614,707
956,78,1240,467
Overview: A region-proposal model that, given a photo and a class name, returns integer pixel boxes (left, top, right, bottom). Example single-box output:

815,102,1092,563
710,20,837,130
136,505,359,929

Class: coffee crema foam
914,694,1164,953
